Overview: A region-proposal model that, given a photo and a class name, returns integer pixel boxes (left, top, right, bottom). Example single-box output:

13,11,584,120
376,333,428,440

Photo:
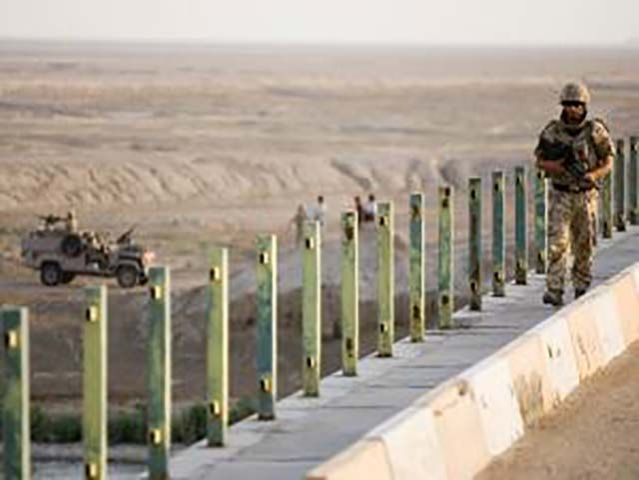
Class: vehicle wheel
61,234,83,257
117,265,139,288
61,272,76,284
40,262,62,286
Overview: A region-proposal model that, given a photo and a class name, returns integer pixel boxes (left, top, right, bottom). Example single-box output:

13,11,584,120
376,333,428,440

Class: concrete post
302,221,321,396
256,235,277,419
492,171,506,297
602,167,613,239
1,306,30,480
438,186,454,328
207,248,228,447
468,178,482,311
340,211,359,376
534,169,547,274
615,138,627,232
84,286,107,480
147,266,171,480
409,193,425,340
630,136,639,225
515,166,527,285
377,202,394,356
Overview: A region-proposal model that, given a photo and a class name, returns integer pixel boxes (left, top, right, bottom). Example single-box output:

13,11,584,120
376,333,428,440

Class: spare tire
61,234,83,257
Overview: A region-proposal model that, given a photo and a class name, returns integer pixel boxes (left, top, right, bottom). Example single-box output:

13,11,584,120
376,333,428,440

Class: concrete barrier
368,406,447,480
531,315,580,406
306,262,639,480
499,332,554,425
306,438,393,480
610,272,639,345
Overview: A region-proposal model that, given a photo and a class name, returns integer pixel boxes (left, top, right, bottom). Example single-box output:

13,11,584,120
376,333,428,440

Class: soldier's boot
542,289,564,307
574,288,588,299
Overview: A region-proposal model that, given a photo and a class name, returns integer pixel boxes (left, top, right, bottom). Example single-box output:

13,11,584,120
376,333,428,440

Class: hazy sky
1,0,638,45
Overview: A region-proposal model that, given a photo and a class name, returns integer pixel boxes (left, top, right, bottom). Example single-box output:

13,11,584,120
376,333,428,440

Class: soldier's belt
552,183,596,194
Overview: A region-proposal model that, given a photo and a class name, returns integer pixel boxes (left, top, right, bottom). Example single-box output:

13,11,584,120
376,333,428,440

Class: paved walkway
171,226,639,480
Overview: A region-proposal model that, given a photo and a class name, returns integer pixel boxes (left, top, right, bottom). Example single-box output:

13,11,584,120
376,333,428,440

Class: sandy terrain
478,341,639,479
1,41,639,409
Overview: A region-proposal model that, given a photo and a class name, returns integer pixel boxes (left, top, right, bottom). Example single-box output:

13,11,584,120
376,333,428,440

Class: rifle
538,138,589,181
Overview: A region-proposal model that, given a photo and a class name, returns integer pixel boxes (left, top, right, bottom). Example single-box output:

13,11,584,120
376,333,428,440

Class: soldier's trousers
546,187,598,293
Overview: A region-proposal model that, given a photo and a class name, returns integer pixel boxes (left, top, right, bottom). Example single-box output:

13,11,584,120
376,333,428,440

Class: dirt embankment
478,341,639,479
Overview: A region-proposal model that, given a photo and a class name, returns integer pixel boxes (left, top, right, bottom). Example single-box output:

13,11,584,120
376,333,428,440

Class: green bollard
409,193,425,340
438,186,454,328
602,167,613,239
630,136,639,225
515,166,527,285
534,169,547,274
147,266,171,480
492,171,506,297
468,178,482,311
302,221,321,396
341,211,359,376
256,235,277,419
1,306,30,480
377,202,394,356
84,286,107,480
207,248,228,447
615,138,627,232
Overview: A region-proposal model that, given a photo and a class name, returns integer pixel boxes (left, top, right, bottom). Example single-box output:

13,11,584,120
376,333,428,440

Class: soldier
535,82,614,306
66,209,78,232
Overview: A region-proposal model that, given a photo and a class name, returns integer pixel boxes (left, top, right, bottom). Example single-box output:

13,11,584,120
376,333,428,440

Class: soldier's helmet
559,82,590,105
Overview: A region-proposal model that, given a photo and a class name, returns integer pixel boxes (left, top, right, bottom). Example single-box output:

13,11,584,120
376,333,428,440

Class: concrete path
170,226,639,480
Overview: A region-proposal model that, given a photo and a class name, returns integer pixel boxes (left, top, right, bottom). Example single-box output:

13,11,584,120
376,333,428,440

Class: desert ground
1,41,639,414
478,341,639,479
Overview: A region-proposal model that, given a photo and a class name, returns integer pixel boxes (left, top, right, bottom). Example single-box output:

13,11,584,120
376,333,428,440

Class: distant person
354,196,363,224
307,195,327,226
362,194,377,223
535,82,614,307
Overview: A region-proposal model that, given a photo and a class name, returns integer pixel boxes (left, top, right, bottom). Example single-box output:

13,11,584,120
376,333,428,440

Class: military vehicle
21,212,154,288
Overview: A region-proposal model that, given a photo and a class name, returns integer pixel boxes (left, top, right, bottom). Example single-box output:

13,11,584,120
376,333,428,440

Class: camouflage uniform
535,110,614,296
